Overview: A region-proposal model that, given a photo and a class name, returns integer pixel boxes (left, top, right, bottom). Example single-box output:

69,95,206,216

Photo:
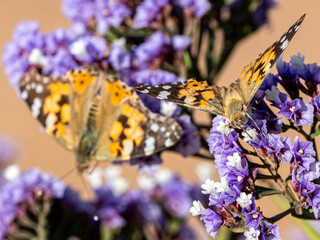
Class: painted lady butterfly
134,14,305,130
19,69,182,172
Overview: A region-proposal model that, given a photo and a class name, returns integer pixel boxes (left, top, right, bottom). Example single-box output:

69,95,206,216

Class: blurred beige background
0,0,320,239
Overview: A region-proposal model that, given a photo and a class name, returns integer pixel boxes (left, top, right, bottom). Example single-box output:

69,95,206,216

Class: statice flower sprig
190,53,320,239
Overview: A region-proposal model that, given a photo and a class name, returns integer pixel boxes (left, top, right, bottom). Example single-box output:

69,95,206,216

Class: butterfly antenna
80,173,100,222
245,113,284,158
57,166,77,181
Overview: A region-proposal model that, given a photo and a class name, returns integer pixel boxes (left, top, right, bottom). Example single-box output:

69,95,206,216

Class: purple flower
43,48,78,77
278,99,314,126
0,169,65,239
298,63,320,96
174,115,201,157
172,35,192,51
291,136,316,177
200,209,223,238
311,92,320,119
132,69,184,85
173,0,211,18
254,73,278,100
134,31,170,69
69,35,107,63
251,0,278,28
62,0,95,23
2,21,45,88
13,21,45,52
260,221,280,240
243,203,264,229
95,0,131,35
109,41,132,73
160,176,194,218
133,0,169,29
276,56,301,99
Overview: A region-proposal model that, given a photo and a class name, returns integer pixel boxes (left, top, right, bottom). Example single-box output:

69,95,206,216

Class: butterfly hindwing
94,78,182,161
238,14,305,107
134,79,226,116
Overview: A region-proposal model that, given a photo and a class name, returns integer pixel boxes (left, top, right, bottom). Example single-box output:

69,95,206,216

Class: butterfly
134,14,305,130
19,69,182,172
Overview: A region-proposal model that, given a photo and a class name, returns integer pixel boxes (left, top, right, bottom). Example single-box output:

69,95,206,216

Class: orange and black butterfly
19,69,182,172
134,14,305,129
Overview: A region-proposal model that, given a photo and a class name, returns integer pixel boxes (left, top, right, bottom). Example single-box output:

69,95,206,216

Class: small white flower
244,227,260,240
105,166,122,180
190,200,206,216
215,120,232,135
86,167,104,188
3,164,20,181
28,48,48,66
226,152,242,169
160,101,178,117
214,177,229,193
155,168,172,185
265,86,280,102
196,163,215,183
137,175,156,191
241,127,258,143
290,52,305,70
201,179,217,195
69,39,88,58
236,192,252,208
110,177,129,197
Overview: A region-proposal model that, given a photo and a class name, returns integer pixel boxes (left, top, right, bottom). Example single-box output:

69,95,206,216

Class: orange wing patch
67,70,96,95
105,77,138,107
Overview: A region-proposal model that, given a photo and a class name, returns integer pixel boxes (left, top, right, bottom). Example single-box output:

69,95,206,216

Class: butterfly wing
19,72,75,149
19,69,102,151
94,77,182,161
238,14,305,107
67,69,102,146
134,79,226,116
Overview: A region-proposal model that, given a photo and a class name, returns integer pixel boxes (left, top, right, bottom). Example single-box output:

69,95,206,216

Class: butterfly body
19,69,182,173
135,14,305,129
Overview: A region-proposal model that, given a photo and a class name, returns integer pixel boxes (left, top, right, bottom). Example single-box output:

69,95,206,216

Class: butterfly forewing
134,79,226,116
238,14,305,107
19,72,75,149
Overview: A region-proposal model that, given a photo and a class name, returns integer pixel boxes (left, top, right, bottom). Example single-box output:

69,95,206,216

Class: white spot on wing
140,89,149,93
144,137,155,153
160,126,166,132
281,39,289,50
280,36,286,42
31,97,42,118
165,138,174,147
157,91,170,99
150,123,159,132
162,85,171,90
36,84,44,93
21,90,28,100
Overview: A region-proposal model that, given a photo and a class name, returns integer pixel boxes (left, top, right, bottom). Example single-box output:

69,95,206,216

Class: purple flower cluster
190,54,320,238
0,169,65,239
62,0,211,32
2,22,107,90
89,167,200,239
